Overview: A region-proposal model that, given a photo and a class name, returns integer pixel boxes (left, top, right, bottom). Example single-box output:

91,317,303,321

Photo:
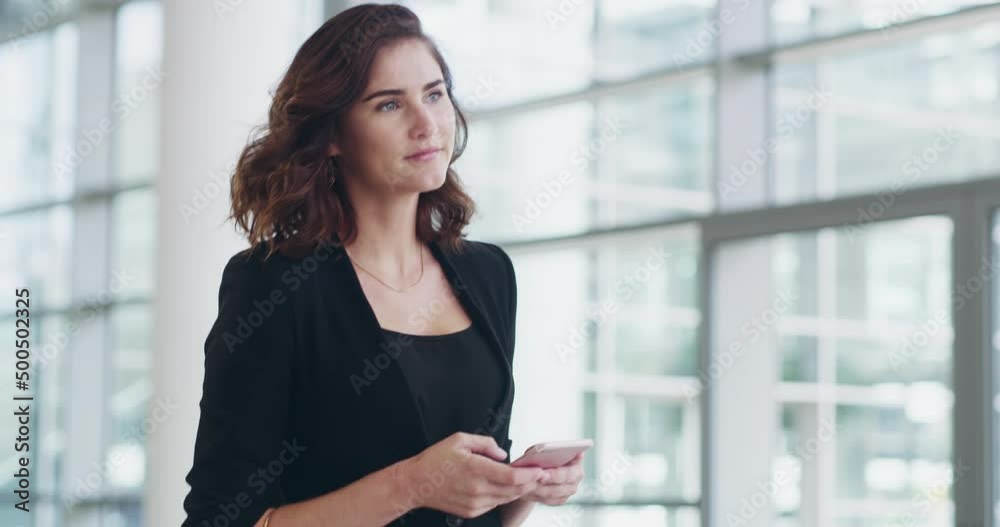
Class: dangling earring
328,157,337,188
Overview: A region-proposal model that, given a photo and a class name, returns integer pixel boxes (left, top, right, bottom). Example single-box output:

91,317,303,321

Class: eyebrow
361,79,445,103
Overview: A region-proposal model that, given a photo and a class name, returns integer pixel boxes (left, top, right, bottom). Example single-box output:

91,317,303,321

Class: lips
406,147,441,160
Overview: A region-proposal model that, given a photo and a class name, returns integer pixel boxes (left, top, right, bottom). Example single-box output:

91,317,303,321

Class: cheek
358,127,401,162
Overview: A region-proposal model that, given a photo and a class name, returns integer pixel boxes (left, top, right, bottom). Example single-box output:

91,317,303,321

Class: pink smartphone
510,439,594,469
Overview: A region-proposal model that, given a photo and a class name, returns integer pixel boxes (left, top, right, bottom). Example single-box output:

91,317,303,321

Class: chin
395,164,448,193
417,170,449,192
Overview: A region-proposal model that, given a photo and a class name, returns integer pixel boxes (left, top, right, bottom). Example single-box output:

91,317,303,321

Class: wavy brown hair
229,3,475,260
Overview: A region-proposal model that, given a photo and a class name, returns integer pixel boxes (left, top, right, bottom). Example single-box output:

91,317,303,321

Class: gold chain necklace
348,246,424,293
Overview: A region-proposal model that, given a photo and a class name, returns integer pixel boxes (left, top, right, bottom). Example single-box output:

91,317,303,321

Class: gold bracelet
262,507,277,527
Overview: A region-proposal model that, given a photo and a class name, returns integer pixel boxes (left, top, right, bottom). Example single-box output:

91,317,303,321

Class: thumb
465,434,507,461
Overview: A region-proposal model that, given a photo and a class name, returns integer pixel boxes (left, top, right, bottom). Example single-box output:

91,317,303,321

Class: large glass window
459,78,714,242
774,21,1000,204
595,0,719,79
766,217,952,526
0,22,77,210
458,102,595,241
512,232,701,527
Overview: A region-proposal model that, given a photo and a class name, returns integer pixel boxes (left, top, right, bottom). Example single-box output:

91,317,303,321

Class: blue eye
376,91,444,112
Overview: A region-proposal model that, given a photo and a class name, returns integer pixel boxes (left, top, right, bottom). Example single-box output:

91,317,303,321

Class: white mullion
814,60,836,201
63,7,115,527
595,242,619,505
815,228,837,527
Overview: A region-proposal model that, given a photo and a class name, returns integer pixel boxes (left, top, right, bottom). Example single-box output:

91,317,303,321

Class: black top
380,323,506,526
380,324,506,445
181,240,518,527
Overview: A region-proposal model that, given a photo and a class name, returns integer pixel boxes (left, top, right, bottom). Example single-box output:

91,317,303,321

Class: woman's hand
519,452,586,506
401,432,548,519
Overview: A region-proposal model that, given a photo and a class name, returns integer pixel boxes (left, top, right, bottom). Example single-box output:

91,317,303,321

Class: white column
704,1,775,526
147,2,302,526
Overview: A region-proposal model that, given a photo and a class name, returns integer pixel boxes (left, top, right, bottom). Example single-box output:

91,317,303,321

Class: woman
181,4,585,526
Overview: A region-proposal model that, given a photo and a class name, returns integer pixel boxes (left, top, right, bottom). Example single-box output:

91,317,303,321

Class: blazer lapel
429,240,515,429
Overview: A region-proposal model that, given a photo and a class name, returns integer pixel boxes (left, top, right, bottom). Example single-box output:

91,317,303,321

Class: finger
465,478,536,507
484,479,541,502
467,455,544,486
541,466,577,485
460,433,507,461
552,462,586,482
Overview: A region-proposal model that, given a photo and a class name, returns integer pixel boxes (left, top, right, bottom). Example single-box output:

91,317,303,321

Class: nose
408,103,438,140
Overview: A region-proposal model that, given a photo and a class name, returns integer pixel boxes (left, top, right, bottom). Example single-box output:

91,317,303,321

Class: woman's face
330,39,456,195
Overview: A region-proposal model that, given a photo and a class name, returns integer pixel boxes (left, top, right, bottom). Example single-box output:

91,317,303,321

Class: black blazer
181,239,518,527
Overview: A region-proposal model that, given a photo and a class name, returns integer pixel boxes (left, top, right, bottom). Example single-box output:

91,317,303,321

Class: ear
327,143,342,157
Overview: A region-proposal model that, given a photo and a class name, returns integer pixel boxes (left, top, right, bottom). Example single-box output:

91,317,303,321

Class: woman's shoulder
222,245,293,281
447,239,516,302
449,238,514,274
223,241,344,275
218,243,332,296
